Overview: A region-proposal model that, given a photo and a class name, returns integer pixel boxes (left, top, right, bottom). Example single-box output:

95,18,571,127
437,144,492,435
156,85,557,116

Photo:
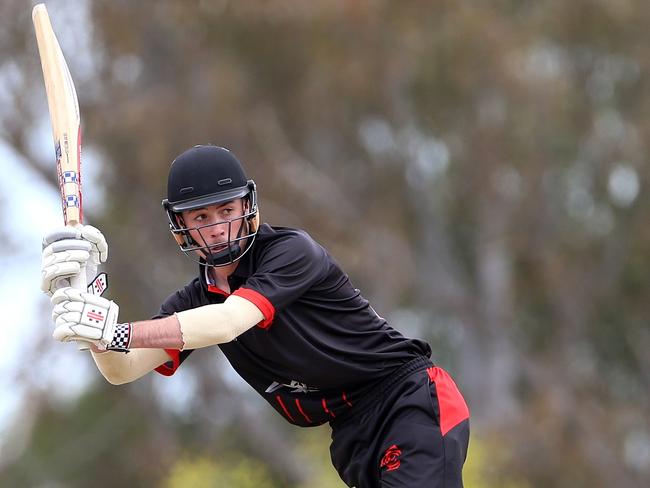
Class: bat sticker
63,171,77,183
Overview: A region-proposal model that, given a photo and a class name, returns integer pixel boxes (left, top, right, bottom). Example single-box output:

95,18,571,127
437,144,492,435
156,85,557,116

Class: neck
209,262,238,283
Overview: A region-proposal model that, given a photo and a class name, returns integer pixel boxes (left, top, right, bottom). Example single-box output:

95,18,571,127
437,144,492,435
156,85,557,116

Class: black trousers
329,357,470,487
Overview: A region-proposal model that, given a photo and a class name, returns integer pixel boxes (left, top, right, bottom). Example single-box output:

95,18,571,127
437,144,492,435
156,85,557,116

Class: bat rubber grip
70,264,91,351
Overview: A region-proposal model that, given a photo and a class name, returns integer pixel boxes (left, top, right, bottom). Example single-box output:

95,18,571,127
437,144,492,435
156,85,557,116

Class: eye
193,213,207,222
222,207,234,217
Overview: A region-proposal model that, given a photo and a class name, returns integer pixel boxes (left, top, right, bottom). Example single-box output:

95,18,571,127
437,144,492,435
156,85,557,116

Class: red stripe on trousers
427,366,470,436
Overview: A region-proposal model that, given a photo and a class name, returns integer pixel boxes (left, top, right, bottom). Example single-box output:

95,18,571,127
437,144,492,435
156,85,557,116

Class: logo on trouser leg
380,444,402,472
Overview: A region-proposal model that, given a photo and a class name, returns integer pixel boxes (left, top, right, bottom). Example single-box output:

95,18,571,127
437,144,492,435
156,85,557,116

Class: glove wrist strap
107,322,132,352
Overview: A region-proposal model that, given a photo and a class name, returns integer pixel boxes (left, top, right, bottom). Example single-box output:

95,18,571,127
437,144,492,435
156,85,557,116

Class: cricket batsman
41,145,470,487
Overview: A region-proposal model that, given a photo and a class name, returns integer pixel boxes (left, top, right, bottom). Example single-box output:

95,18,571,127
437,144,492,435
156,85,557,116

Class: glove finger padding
41,248,91,288
42,249,91,266
52,300,84,321
51,286,85,305
79,225,108,263
52,323,103,342
42,227,83,248
41,262,81,294
41,225,109,297
44,239,92,254
51,288,119,347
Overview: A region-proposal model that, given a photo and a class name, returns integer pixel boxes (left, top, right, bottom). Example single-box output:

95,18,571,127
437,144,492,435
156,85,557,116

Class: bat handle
70,264,91,351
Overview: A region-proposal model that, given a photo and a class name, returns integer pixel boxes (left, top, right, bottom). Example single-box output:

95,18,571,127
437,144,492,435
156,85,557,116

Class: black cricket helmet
162,145,259,266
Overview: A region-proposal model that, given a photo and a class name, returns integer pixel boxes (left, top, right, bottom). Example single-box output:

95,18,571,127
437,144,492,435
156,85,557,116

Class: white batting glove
51,288,131,351
41,225,109,296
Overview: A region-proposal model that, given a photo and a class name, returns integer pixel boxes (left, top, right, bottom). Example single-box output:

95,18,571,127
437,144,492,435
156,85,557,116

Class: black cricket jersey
153,224,431,426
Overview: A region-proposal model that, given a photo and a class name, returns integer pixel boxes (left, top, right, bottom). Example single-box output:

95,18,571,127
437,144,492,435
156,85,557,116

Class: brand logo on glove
380,444,402,472
85,309,105,323
89,272,108,296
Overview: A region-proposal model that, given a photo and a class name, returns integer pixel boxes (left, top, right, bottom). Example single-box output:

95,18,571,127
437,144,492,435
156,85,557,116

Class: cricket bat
33,3,89,349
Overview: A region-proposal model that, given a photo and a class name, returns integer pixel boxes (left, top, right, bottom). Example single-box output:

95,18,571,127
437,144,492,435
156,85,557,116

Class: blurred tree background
1,0,649,486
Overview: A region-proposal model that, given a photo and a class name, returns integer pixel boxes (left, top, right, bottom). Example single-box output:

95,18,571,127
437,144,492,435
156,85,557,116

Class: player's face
181,198,246,254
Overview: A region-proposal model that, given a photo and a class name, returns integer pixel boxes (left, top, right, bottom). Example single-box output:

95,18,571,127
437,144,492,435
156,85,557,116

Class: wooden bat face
32,3,83,226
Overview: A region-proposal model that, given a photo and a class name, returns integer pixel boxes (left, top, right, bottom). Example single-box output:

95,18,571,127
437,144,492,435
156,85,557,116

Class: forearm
88,315,182,385
90,348,171,385
118,295,264,350
90,295,263,385
175,295,264,349
129,314,184,349
123,297,264,349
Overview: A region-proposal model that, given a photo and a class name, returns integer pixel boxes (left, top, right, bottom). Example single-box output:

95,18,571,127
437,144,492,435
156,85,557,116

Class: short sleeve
235,232,329,320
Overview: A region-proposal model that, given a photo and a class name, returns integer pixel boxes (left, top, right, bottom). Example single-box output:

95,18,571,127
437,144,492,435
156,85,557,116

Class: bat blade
32,3,83,227
33,3,89,351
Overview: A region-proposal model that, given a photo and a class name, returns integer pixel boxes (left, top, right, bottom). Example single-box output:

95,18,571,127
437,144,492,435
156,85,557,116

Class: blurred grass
463,434,532,488
166,455,277,488
165,428,535,487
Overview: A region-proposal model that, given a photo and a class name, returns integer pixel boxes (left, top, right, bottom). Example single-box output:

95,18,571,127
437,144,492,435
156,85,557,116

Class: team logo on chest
265,380,319,394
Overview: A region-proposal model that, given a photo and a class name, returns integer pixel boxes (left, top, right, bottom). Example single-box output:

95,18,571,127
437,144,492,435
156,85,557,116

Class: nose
206,213,228,240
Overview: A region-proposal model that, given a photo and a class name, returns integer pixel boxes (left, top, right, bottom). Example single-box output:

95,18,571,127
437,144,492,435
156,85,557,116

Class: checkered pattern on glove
107,323,132,352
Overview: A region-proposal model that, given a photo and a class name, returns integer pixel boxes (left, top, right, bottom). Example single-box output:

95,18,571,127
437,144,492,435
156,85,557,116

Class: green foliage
0,386,166,487
294,428,346,488
165,455,278,488
463,435,531,488
163,427,346,488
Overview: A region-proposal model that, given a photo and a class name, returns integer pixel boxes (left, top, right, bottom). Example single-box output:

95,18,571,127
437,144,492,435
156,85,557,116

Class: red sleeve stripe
154,349,181,376
427,366,470,436
294,399,313,424
232,287,275,329
275,395,295,422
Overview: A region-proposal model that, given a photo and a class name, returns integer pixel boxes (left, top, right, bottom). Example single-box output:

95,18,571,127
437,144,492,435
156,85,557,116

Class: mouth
208,243,228,253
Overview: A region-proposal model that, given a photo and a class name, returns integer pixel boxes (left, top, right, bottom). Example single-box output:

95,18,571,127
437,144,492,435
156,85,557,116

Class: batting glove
41,225,109,296
51,287,131,351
